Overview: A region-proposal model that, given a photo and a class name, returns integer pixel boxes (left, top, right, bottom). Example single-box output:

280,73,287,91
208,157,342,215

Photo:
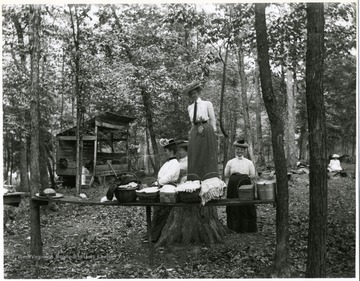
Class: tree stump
156,206,229,247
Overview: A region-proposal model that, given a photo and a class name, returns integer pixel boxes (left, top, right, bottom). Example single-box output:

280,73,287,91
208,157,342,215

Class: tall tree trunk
254,56,263,155
255,4,291,277
219,44,229,176
5,139,11,183
237,41,254,161
285,68,297,168
305,3,327,278
69,5,83,195
60,49,66,132
141,88,160,174
39,140,49,188
9,141,14,185
19,131,29,191
29,4,42,256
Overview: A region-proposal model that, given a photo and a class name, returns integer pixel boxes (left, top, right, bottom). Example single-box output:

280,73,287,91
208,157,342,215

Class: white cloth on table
176,180,201,192
199,177,226,206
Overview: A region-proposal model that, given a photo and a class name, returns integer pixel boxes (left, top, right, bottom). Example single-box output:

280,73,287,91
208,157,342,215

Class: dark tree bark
305,3,327,278
285,68,297,168
69,5,83,195
255,3,291,277
219,44,229,175
19,132,29,191
254,55,263,155
39,140,49,188
29,4,42,256
141,88,160,174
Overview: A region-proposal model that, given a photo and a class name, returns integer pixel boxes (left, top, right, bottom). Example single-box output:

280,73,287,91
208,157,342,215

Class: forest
2,2,357,279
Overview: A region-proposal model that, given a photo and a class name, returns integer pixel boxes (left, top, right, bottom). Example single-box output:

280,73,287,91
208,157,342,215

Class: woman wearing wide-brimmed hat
224,140,258,233
327,153,343,173
149,138,180,243
182,81,218,181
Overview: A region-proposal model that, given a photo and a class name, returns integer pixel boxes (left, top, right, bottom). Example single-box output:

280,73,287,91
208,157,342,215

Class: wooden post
146,206,154,267
30,199,43,256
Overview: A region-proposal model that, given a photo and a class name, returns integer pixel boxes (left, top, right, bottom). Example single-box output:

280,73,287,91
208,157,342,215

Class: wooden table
30,196,275,260
3,192,28,207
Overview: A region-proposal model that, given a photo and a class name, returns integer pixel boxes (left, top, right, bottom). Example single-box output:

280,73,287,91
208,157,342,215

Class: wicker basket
178,188,201,203
114,186,139,203
136,191,159,203
113,172,141,203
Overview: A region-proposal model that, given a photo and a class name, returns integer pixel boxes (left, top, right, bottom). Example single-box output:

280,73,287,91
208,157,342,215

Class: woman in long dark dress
224,140,258,233
150,138,180,242
182,81,218,181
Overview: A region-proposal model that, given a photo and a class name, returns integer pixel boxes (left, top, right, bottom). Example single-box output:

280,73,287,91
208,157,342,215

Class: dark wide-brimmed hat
182,81,203,95
159,138,176,148
176,140,188,148
233,140,249,148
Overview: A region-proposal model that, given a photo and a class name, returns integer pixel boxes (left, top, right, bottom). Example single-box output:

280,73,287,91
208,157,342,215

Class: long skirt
226,173,257,233
151,206,172,242
187,122,218,181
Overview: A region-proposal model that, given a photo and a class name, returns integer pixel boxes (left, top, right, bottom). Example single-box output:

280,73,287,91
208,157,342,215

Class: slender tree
255,3,291,277
28,4,43,255
305,3,327,277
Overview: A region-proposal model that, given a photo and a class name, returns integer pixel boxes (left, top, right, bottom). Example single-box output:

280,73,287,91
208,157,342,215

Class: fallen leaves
3,173,356,278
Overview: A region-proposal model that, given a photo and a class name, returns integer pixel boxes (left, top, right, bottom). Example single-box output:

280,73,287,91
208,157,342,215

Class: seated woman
328,154,343,172
150,138,180,242
224,140,258,233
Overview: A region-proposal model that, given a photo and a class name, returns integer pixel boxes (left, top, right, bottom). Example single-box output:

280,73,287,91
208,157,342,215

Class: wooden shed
56,112,136,185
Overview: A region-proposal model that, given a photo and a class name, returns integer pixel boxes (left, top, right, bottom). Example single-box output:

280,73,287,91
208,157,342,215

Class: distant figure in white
327,154,343,172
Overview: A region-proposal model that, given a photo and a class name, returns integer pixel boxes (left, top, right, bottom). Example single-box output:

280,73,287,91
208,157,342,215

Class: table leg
30,199,43,256
146,206,154,266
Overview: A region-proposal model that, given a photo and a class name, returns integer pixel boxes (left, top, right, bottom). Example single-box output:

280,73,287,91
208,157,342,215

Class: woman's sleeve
188,105,193,126
158,161,180,185
207,101,217,132
224,160,231,178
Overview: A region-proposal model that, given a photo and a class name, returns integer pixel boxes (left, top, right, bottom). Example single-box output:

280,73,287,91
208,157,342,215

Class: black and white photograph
1,0,357,279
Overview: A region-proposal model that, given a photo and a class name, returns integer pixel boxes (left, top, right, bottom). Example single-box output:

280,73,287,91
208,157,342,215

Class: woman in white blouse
150,138,180,243
224,140,258,233
182,81,218,181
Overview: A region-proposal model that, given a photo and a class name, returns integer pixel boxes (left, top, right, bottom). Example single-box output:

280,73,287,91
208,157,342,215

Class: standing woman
224,140,258,233
182,81,218,181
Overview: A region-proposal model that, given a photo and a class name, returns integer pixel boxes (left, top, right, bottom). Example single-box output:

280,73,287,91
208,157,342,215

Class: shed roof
57,111,136,136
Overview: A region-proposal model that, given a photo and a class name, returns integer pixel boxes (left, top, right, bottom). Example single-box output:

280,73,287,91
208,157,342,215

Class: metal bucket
256,180,276,200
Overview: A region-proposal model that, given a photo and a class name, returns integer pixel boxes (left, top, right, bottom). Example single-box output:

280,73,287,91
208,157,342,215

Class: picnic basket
237,184,255,201
114,172,140,203
177,174,201,203
178,188,201,203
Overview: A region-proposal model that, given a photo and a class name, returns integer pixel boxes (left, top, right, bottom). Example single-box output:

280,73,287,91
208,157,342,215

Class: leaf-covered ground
3,165,356,279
